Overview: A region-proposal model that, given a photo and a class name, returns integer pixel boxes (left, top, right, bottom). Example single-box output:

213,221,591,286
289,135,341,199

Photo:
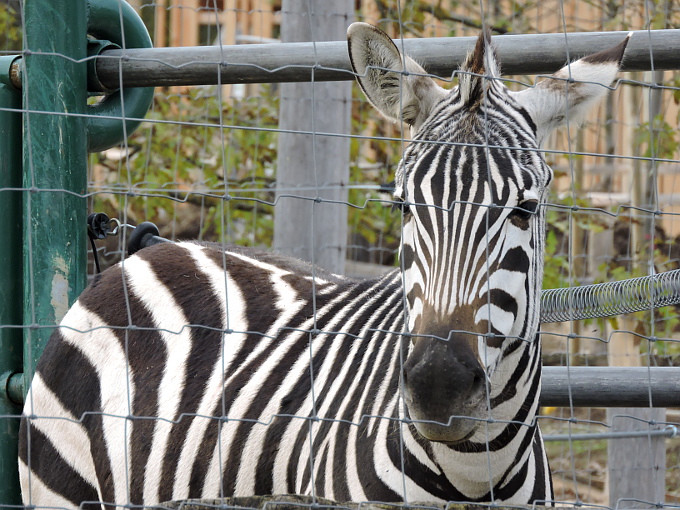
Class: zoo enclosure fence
2,0,680,507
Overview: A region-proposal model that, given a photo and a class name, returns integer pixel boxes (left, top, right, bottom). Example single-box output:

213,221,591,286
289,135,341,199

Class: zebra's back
20,241,421,506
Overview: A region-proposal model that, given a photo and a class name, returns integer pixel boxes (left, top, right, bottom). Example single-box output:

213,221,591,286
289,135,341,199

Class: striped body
19,23,629,508
20,242,550,505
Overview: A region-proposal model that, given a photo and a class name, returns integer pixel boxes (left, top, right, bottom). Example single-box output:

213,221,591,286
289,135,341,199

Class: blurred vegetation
88,0,680,284
90,87,280,246
0,1,21,51
90,82,405,263
5,0,680,342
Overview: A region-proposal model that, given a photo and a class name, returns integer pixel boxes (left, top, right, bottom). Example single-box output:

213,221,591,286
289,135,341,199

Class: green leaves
90,86,280,245
0,3,21,51
635,114,680,160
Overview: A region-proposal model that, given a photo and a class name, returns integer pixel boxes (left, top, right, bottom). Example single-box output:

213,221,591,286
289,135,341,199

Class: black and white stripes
21,244,409,503
19,23,629,509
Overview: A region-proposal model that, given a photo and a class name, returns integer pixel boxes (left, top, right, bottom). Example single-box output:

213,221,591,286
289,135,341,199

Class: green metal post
22,0,89,391
0,58,24,505
6,0,153,502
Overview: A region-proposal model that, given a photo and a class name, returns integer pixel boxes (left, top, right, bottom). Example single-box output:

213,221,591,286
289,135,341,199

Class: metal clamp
1,1,154,153
0,371,24,407
0,55,21,90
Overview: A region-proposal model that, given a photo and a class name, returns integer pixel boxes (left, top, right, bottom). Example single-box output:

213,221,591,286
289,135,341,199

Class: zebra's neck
359,265,544,502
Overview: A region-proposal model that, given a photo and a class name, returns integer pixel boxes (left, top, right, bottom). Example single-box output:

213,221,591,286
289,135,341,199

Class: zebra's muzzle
402,333,487,443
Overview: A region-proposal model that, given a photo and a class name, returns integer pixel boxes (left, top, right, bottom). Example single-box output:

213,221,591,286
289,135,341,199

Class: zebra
19,22,629,508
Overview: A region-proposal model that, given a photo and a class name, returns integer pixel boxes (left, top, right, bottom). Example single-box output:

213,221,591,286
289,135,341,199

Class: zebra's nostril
472,372,485,393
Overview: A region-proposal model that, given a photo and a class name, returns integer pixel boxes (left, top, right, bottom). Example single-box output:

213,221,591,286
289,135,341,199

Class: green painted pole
0,58,24,506
22,0,89,392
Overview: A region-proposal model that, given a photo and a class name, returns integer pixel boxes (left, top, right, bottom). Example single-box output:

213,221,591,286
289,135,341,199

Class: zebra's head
348,23,628,444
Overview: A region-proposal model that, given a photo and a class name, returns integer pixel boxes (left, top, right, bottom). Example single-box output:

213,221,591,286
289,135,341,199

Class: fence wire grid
3,0,680,509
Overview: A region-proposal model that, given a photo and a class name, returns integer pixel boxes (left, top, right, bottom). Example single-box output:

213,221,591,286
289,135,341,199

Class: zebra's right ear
509,34,630,145
348,22,447,131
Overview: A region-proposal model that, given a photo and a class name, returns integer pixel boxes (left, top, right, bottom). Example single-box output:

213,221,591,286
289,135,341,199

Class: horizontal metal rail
540,367,680,407
4,366,679,408
91,29,680,90
543,426,677,442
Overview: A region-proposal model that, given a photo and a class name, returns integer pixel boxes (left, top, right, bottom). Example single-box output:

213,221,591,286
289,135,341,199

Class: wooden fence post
607,69,666,509
273,0,353,274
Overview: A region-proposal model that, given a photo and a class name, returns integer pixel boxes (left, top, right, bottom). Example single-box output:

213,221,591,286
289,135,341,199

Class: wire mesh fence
2,0,680,508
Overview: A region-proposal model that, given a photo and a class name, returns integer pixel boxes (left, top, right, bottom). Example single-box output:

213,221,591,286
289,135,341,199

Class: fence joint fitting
85,0,155,152
0,371,24,406
87,39,121,94
0,55,22,90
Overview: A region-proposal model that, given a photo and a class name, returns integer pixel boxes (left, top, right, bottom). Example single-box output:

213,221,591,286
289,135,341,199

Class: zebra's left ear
510,34,631,145
348,22,447,131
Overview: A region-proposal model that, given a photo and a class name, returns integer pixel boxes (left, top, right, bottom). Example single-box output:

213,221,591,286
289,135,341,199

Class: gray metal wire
543,425,678,442
540,269,680,323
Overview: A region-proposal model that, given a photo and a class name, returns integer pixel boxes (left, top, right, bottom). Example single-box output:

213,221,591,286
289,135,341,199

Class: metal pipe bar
90,29,680,90
543,426,677,442
0,62,23,507
6,366,680,408
540,367,680,407
22,0,89,397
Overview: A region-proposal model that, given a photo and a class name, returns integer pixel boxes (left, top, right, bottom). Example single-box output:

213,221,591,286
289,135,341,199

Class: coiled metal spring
540,269,680,323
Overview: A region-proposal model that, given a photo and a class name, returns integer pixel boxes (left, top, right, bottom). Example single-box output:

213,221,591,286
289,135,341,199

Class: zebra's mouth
407,407,482,444
439,429,476,445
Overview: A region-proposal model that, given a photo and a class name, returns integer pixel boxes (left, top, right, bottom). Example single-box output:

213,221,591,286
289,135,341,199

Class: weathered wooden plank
158,494,658,509
272,0,352,274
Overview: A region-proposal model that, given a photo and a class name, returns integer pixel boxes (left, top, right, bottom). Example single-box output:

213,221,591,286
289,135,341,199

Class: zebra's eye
393,198,411,216
512,199,539,221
